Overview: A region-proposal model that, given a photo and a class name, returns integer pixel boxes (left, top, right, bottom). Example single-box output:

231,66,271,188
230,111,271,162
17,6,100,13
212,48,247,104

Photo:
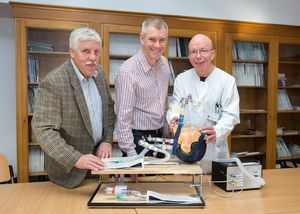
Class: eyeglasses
189,49,213,57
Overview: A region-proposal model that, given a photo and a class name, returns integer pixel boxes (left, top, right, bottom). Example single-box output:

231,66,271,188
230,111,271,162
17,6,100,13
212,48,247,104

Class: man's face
188,37,215,74
69,40,100,78
140,25,168,65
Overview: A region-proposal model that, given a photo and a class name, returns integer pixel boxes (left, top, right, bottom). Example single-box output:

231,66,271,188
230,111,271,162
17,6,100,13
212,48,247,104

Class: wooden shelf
233,59,268,63
277,133,300,136
237,85,267,88
240,109,268,114
110,54,131,59
28,51,69,55
29,142,40,146
232,133,266,138
235,152,265,158
278,61,300,64
28,82,39,85
29,171,47,176
278,86,300,89
277,156,300,161
168,57,189,60
277,110,300,113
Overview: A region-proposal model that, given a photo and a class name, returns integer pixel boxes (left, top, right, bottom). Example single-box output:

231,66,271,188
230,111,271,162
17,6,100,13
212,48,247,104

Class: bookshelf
275,39,300,166
12,2,300,182
15,18,88,182
27,29,73,177
226,34,276,168
167,36,190,86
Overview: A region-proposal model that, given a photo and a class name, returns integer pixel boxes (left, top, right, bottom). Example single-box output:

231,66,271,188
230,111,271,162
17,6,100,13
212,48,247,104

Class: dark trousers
122,128,165,158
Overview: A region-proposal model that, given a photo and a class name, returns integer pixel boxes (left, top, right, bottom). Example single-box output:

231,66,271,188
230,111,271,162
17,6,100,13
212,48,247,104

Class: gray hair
69,27,102,49
141,17,168,36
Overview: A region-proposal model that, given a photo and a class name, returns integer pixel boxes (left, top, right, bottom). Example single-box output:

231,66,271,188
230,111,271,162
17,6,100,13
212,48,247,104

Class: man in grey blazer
32,28,115,188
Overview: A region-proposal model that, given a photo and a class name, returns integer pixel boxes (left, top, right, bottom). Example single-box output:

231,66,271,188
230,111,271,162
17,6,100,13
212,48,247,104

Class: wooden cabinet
226,34,276,168
12,2,300,182
15,18,88,182
276,38,300,167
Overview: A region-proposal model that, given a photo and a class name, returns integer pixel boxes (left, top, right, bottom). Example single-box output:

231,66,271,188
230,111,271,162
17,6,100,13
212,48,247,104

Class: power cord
202,171,244,200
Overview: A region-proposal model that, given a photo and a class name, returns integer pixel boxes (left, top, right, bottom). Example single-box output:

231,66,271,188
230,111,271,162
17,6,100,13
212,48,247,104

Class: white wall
1,0,300,176
3,0,300,26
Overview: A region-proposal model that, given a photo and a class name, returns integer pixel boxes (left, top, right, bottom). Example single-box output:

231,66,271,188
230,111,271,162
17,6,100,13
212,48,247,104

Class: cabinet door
276,38,300,168
101,24,141,146
16,18,88,182
226,33,276,169
101,24,141,86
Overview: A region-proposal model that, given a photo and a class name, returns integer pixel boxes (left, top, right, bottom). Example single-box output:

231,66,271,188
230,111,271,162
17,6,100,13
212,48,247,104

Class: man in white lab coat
167,34,240,173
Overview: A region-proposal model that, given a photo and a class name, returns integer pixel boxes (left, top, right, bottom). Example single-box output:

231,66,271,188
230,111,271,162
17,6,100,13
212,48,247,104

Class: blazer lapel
66,59,94,139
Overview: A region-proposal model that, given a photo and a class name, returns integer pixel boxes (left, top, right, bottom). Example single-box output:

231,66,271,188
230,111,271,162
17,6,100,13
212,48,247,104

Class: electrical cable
202,171,244,200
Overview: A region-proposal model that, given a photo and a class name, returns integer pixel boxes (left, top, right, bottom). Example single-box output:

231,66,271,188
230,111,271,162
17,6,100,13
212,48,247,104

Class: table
0,168,299,214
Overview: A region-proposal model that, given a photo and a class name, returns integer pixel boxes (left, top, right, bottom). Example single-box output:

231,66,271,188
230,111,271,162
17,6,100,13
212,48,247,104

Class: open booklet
146,190,201,204
102,156,144,169
102,147,154,169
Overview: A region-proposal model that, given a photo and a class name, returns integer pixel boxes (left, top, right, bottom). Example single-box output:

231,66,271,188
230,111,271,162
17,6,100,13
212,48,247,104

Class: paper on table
146,190,199,203
102,157,144,169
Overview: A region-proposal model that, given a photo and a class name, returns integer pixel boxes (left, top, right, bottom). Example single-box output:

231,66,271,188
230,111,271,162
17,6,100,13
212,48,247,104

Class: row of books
168,37,190,57
27,54,39,82
28,41,54,52
276,137,300,158
29,146,44,172
28,86,38,113
232,63,265,86
232,41,267,61
277,89,293,110
168,60,175,85
276,137,291,157
277,73,300,88
278,73,288,87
